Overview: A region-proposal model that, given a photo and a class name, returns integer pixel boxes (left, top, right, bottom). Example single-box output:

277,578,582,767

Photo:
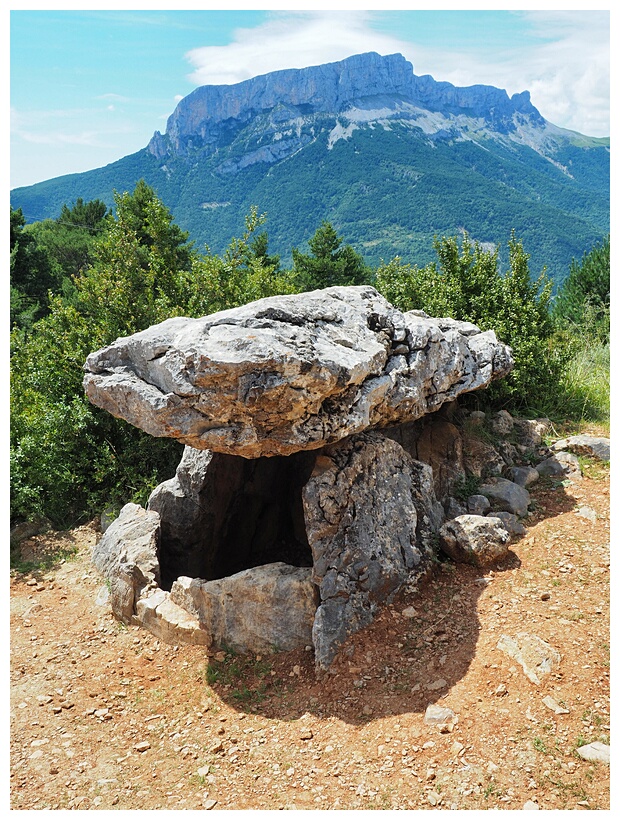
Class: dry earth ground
9,445,610,810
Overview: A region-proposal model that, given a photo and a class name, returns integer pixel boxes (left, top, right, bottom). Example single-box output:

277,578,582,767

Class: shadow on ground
202,476,580,725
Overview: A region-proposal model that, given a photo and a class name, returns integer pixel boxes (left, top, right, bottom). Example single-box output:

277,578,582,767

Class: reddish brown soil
10,453,610,810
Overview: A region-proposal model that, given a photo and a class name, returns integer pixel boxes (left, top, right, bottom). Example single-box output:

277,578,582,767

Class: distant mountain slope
11,52,609,285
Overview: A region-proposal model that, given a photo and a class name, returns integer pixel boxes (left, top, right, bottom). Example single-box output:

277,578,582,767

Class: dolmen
84,285,513,669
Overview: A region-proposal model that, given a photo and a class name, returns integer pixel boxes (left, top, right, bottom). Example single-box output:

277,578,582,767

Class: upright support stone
303,432,434,669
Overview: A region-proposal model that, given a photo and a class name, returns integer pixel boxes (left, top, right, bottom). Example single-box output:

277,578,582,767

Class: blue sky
9,5,611,189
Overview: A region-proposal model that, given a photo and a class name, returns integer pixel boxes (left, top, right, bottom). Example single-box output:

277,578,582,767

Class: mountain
11,52,609,285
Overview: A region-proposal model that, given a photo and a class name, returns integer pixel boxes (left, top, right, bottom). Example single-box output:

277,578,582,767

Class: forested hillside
10,52,609,289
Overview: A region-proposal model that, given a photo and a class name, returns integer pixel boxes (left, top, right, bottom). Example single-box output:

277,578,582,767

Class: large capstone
84,286,513,458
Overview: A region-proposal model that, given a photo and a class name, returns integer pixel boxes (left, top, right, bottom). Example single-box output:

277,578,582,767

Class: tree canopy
292,221,372,291
9,184,609,529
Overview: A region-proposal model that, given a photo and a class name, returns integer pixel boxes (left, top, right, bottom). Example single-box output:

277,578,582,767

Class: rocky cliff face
148,52,546,161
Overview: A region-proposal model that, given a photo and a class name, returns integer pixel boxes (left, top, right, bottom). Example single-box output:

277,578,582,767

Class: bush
10,186,295,528
376,232,566,409
553,235,609,341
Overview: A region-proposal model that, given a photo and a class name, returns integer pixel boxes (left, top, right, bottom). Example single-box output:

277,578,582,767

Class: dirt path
10,457,610,810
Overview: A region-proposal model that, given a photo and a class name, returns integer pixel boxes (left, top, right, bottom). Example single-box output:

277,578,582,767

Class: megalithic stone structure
85,286,514,669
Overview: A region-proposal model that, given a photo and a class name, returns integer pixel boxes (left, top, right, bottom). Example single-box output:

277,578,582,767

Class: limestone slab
84,286,513,458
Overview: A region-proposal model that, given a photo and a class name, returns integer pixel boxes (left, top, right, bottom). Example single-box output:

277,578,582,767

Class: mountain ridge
11,52,609,285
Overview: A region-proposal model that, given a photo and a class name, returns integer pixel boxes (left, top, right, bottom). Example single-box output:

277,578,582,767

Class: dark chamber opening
158,450,317,591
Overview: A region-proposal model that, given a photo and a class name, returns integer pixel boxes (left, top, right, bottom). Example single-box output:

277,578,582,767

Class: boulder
439,515,510,567
478,477,530,518
551,434,609,462
468,410,486,425
507,465,539,488
169,563,318,653
512,417,551,449
537,452,581,479
490,409,514,437
83,286,513,458
302,431,434,669
92,503,161,623
490,511,527,536
467,494,491,515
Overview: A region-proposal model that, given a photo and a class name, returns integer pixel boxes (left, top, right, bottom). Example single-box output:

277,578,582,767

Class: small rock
540,592,551,601
362,705,373,716
202,798,218,810
427,791,441,806
425,679,447,691
495,683,508,696
542,695,569,715
134,741,151,753
424,704,458,725
299,728,313,740
497,633,561,685
523,800,539,810
426,768,436,781
210,741,224,754
197,765,210,777
575,506,596,522
576,741,610,764
402,606,417,618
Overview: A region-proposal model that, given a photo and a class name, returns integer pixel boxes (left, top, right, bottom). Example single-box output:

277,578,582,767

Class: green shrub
10,186,294,528
376,232,566,409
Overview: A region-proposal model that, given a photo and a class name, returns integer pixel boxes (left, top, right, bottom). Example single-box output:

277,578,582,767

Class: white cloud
97,93,131,102
411,11,609,137
185,11,407,86
183,10,609,137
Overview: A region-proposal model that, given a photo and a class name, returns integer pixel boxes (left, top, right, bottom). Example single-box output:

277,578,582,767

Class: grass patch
453,473,482,502
577,455,610,480
532,340,609,426
10,540,79,575
204,646,273,706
